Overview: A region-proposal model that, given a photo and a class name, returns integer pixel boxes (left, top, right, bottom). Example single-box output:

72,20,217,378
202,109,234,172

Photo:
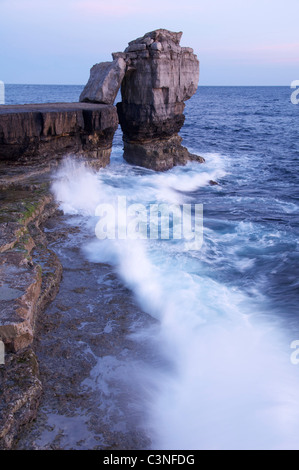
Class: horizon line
3,83,293,87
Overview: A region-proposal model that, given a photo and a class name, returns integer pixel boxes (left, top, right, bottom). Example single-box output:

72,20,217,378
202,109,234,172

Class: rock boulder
79,58,126,105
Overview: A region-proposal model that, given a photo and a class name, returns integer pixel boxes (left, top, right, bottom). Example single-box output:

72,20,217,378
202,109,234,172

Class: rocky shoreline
0,103,118,167
0,173,62,448
0,170,158,449
0,95,120,451
13,210,157,450
0,28,203,448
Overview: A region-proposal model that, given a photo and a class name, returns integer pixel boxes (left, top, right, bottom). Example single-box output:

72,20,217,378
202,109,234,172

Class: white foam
52,156,299,450
51,157,102,215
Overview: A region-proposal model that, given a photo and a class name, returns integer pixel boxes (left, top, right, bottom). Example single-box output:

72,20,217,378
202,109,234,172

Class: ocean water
4,84,84,105
6,85,299,449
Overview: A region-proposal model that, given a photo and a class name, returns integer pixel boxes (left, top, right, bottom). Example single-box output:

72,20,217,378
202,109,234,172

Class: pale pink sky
1,0,298,84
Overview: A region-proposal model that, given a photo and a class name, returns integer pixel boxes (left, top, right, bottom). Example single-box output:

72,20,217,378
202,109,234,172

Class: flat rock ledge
0,103,118,167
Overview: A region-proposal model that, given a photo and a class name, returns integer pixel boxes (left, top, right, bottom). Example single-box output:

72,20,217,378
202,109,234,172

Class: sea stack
116,29,202,170
80,29,203,171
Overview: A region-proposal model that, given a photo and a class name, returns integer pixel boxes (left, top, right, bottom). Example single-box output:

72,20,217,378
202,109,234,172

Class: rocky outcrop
80,58,126,104
0,103,118,167
0,349,42,450
0,30,202,171
0,189,61,353
78,29,203,170
0,27,203,449
115,29,203,170
122,135,204,169
0,180,63,449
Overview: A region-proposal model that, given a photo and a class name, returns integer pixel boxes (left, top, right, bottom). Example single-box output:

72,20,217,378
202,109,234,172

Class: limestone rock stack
80,29,203,170
116,29,202,170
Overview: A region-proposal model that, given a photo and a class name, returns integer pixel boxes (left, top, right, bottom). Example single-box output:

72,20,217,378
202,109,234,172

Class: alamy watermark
290,340,299,365
290,80,299,105
0,340,5,365
0,81,4,105
95,197,203,250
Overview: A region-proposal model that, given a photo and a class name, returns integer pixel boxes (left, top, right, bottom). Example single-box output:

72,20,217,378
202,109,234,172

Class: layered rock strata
0,181,62,449
79,29,203,170
0,103,118,167
115,29,203,170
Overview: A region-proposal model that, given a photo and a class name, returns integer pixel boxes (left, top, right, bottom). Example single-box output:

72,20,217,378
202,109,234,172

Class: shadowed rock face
0,103,118,167
0,29,201,171
115,29,201,170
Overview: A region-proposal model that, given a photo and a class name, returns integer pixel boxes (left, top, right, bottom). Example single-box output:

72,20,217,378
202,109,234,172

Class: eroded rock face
0,192,59,353
0,184,62,449
0,349,42,450
115,29,201,170
0,103,118,167
79,58,126,104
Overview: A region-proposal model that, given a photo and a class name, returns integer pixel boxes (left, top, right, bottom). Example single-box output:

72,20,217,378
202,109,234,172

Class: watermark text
290,340,299,365
290,80,299,105
95,197,203,250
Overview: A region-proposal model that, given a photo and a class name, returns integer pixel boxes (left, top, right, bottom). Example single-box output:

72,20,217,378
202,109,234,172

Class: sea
4,84,299,450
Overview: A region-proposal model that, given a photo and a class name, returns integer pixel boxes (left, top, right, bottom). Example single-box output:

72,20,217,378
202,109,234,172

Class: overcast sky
0,0,298,85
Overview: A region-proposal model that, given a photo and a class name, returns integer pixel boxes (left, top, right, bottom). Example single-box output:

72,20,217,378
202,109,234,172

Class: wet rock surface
14,214,158,450
0,176,63,448
0,175,158,449
0,349,42,450
123,135,205,170
0,183,61,352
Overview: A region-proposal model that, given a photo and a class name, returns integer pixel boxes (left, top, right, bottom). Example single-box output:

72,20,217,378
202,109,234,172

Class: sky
0,0,298,85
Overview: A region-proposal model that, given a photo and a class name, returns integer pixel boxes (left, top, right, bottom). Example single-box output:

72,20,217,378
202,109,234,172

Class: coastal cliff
0,103,120,450
0,30,202,172
0,29,203,449
0,182,62,449
0,103,118,167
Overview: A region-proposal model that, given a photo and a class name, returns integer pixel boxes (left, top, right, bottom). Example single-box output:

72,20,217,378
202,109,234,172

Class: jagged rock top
112,29,197,59
128,29,183,46
80,28,199,114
